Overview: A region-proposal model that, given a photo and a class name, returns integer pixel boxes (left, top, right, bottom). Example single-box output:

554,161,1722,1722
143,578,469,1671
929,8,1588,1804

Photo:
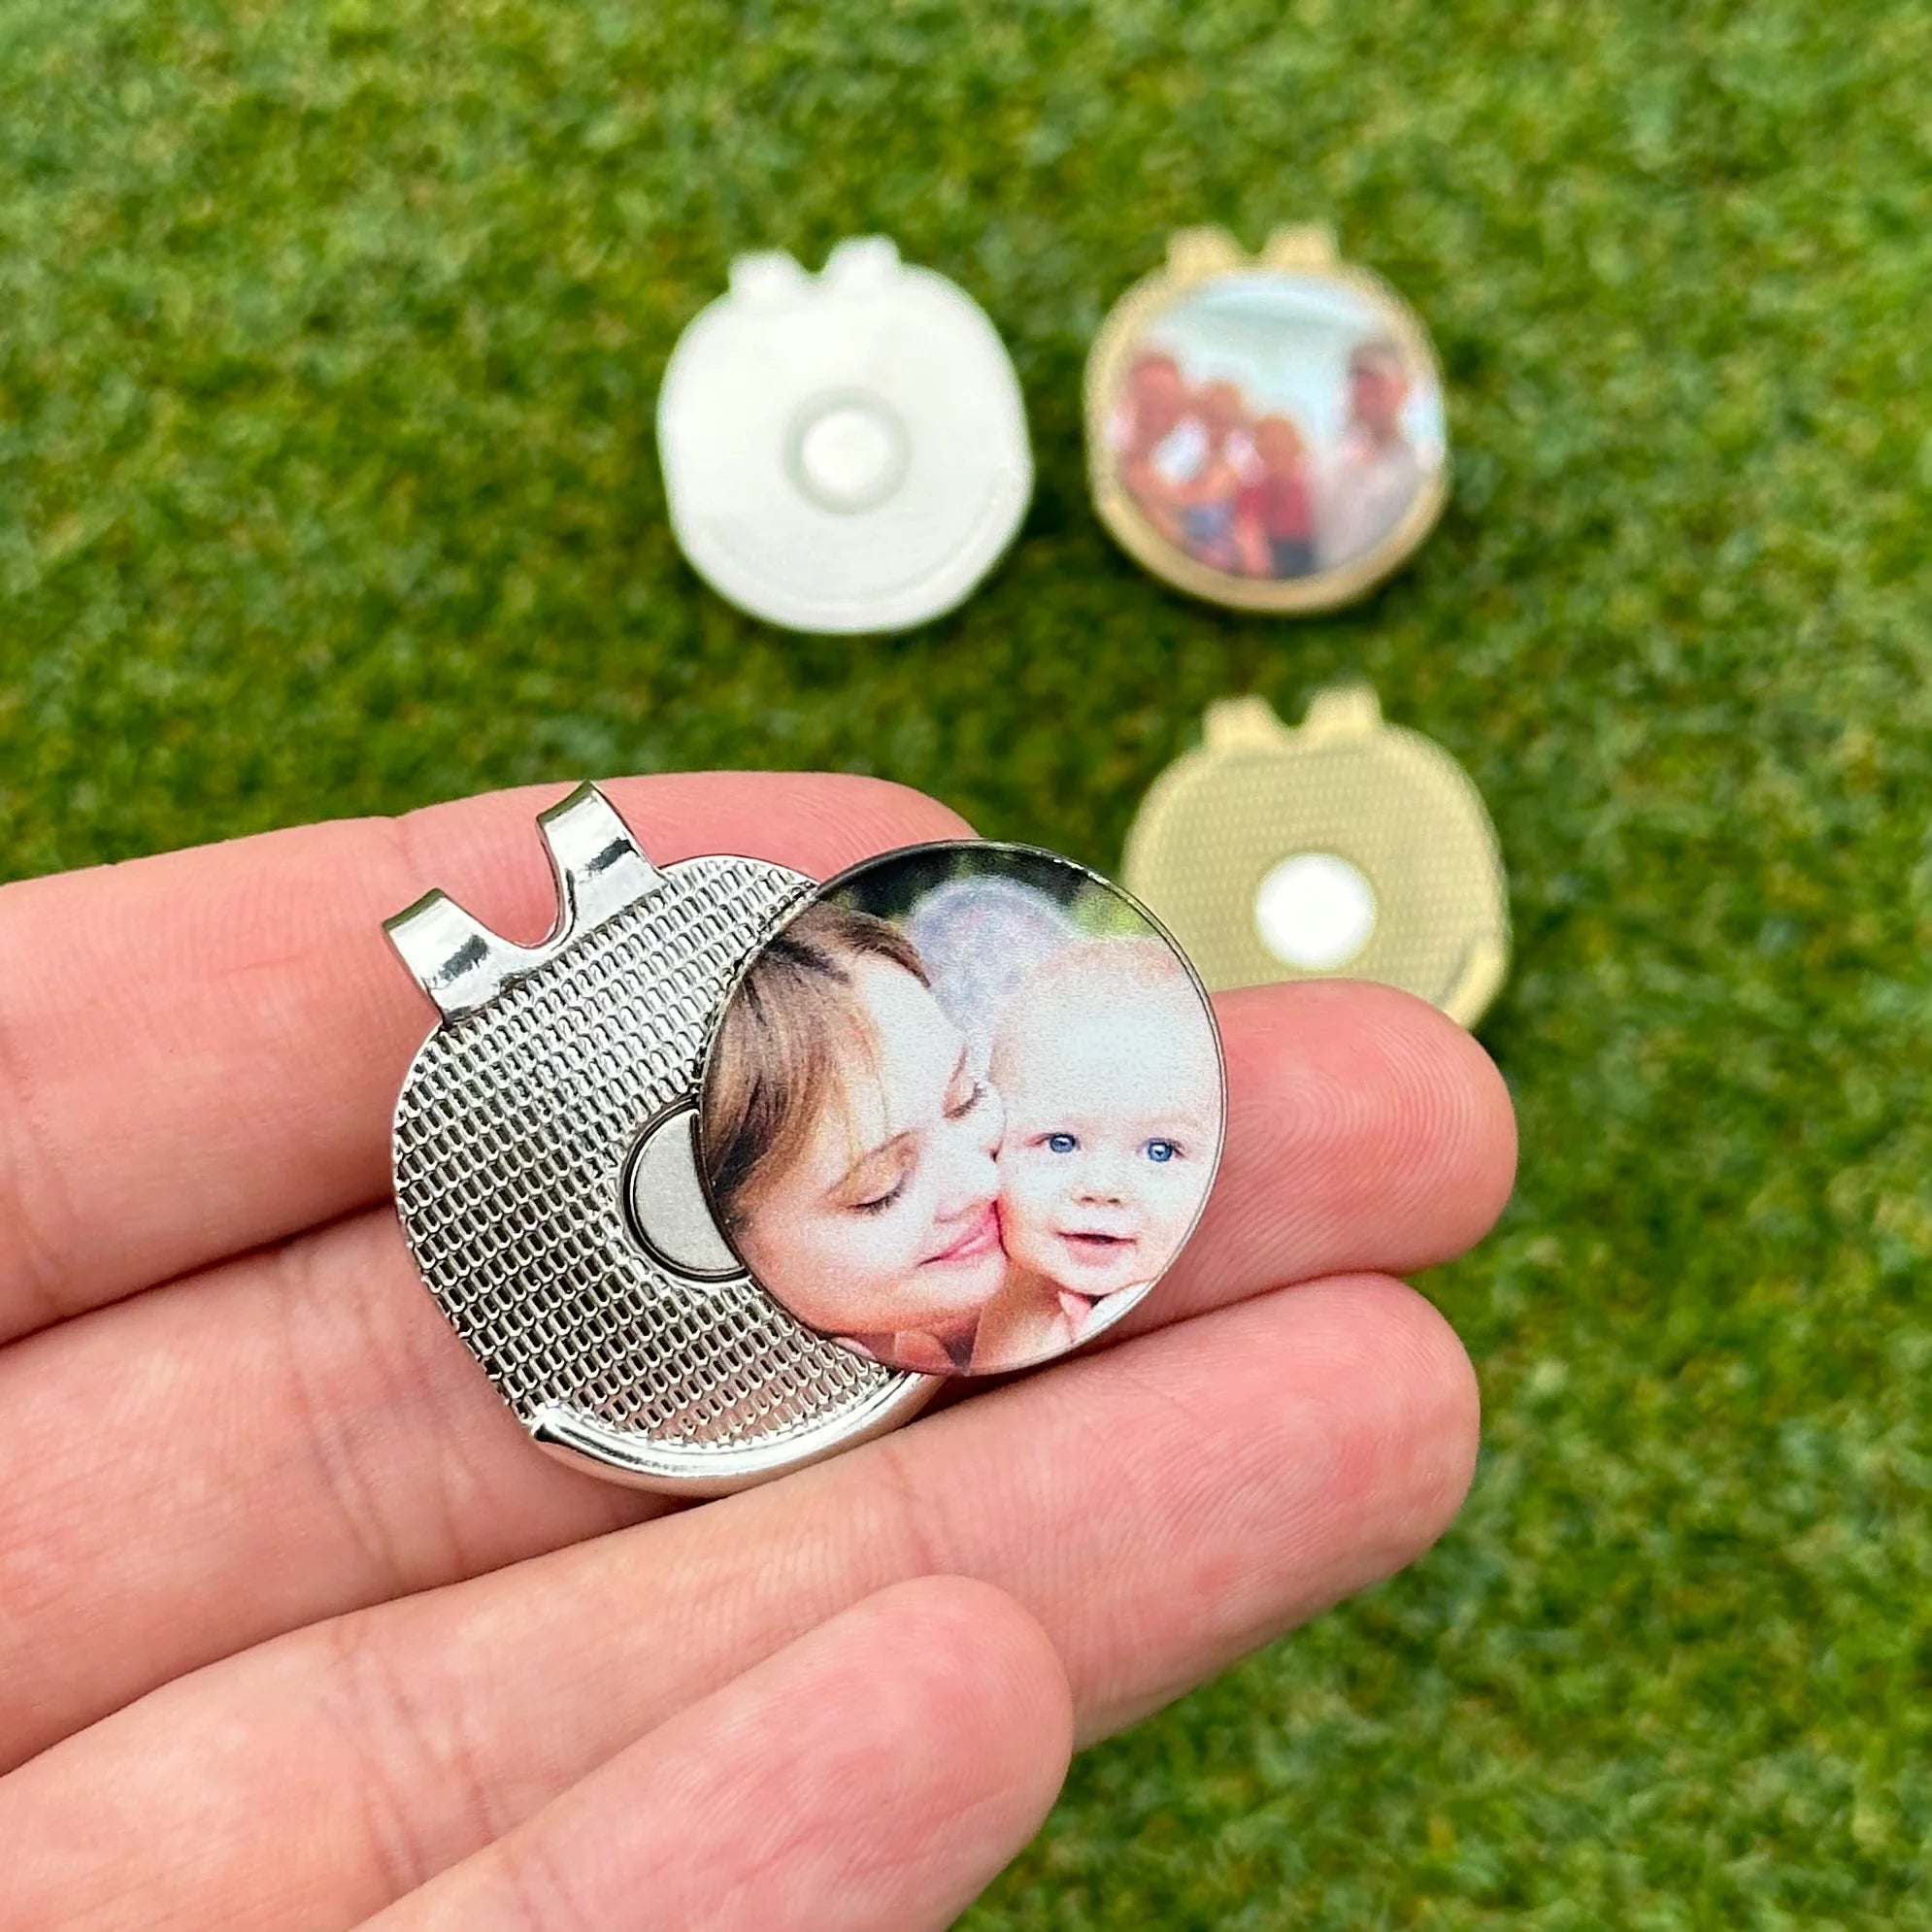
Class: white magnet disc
657,238,1033,634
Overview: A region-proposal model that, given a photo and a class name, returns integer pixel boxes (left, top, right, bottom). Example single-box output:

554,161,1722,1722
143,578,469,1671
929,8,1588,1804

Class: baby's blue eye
1046,1132,1078,1154
1144,1139,1179,1164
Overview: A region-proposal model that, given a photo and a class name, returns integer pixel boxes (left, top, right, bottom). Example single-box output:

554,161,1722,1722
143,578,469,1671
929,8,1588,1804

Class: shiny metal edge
529,1370,940,1496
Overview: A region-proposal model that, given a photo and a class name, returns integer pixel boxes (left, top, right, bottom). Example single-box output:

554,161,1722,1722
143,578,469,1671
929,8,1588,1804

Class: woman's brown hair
701,902,927,1231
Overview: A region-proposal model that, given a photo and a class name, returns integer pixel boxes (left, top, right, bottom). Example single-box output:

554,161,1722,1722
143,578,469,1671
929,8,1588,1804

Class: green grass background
4,0,1929,1922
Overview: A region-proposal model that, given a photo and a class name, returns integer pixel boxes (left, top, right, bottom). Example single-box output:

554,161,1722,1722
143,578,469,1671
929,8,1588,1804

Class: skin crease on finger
355,1578,1076,1932
4,1276,1482,1932
0,979,1514,1778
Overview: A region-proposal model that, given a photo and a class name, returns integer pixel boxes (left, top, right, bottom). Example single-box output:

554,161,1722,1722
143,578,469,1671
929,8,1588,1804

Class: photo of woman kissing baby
698,846,1225,1377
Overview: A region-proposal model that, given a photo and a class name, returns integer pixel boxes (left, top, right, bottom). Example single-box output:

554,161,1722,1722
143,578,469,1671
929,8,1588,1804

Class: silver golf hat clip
387,786,1225,1493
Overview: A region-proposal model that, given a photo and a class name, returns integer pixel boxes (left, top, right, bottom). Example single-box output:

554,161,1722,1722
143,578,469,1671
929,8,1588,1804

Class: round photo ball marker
1122,686,1509,1027
657,237,1033,635
696,844,1226,1379
1085,226,1449,614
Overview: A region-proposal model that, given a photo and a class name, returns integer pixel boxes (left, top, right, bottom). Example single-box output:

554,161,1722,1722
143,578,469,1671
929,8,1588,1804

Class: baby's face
992,983,1217,1299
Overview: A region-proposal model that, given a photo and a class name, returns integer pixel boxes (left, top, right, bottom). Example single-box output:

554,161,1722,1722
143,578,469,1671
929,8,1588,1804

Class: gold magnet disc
1085,227,1449,613
1120,686,1508,1026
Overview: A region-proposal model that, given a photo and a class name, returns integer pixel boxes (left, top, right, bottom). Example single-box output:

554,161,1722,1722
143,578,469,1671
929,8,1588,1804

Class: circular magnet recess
1085,226,1449,614
658,237,1033,634
1253,851,1380,970
695,842,1226,1378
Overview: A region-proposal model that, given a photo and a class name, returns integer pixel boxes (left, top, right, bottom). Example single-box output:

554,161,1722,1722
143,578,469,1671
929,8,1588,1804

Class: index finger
0,773,970,1345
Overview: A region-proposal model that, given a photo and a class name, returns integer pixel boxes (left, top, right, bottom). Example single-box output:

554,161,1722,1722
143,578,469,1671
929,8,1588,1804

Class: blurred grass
4,0,1930,1923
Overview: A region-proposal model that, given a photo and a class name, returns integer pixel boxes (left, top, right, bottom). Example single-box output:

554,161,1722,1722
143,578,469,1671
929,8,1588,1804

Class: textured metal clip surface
386,784,936,1494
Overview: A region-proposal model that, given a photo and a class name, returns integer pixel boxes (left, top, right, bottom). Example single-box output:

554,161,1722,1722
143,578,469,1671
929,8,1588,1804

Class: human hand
0,773,1515,1929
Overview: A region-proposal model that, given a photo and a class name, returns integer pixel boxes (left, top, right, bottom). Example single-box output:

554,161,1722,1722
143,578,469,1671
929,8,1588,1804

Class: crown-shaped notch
1198,683,1384,760
385,783,665,1020
1202,693,1294,753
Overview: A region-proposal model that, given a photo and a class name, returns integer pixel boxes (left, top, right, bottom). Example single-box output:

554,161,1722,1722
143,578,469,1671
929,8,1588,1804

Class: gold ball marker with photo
1086,226,1449,612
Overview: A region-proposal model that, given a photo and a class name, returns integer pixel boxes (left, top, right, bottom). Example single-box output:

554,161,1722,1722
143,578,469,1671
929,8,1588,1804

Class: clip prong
383,890,543,1020
537,783,665,942
385,783,664,1020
